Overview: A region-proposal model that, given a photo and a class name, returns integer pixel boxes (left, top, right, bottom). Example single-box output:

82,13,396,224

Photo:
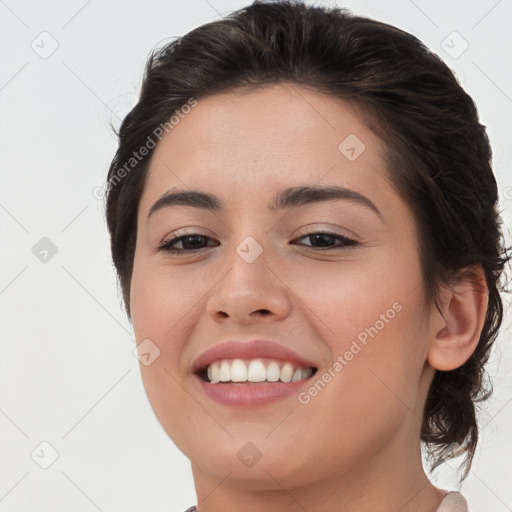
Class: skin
129,83,488,512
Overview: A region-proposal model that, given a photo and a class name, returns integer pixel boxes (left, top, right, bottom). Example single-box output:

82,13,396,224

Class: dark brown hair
104,0,510,479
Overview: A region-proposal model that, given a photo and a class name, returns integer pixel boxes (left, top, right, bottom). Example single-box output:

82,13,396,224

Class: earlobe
427,266,489,372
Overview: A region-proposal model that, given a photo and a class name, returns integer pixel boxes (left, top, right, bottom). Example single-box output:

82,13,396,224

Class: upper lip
192,339,319,374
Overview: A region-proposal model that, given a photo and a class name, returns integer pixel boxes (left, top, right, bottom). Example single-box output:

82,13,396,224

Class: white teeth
203,358,314,384
280,362,294,383
219,360,231,382
247,360,266,382
231,359,247,382
211,363,220,383
266,361,280,382
291,368,303,382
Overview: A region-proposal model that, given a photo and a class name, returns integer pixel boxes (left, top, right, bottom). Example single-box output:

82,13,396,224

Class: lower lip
194,374,313,407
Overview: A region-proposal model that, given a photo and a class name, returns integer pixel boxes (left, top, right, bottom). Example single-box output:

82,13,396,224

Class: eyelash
158,231,359,255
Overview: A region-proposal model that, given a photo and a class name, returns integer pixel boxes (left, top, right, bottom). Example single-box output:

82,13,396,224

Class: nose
205,241,292,324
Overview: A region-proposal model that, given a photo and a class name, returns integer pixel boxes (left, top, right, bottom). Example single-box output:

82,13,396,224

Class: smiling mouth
197,358,318,384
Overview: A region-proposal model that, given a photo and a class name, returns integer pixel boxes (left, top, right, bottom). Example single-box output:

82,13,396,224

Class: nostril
255,309,271,315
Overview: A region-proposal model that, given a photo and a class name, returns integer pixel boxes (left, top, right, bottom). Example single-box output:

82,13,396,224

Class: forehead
140,84,393,213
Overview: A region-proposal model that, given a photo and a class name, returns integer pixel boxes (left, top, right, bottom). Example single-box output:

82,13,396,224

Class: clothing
183,490,468,512
438,491,469,511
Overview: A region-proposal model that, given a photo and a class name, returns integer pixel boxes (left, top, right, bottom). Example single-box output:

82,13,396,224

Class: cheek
302,253,429,402
294,299,428,463
129,260,198,447
130,260,205,339
289,256,408,344
130,260,183,371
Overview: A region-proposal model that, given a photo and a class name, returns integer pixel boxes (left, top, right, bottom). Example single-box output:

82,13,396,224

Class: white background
1,0,511,510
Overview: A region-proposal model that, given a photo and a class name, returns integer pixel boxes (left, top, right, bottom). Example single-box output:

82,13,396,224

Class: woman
104,1,510,510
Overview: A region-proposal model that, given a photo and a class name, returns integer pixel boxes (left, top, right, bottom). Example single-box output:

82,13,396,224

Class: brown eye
293,232,358,250
159,234,218,254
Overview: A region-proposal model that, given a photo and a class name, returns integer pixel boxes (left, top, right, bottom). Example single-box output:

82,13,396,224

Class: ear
427,265,489,371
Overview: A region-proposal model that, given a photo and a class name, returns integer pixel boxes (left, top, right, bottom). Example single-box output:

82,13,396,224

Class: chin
186,434,317,490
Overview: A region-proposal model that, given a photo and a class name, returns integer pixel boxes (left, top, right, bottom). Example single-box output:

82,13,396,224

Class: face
130,84,438,491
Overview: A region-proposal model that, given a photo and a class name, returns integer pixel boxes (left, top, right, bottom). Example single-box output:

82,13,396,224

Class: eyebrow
147,185,383,222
